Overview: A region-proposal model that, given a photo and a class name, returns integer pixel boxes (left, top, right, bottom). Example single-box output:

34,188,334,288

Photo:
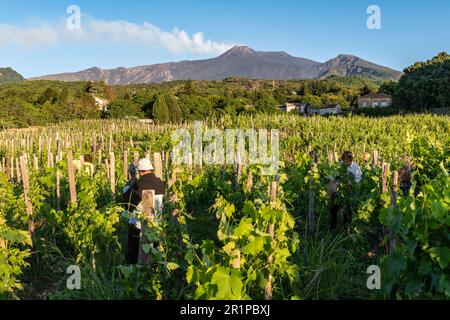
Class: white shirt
347,162,362,183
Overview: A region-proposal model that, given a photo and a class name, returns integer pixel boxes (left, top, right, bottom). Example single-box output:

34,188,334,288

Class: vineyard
0,113,449,300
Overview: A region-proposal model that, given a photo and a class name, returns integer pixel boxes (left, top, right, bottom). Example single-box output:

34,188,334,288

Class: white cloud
0,17,235,55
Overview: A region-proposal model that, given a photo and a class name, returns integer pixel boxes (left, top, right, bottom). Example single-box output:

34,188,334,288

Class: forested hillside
0,76,378,128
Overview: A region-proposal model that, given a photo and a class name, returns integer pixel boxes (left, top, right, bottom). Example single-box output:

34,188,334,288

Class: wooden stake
391,171,399,205
382,162,390,194
33,154,39,171
123,150,128,180
265,180,278,300
138,190,155,267
15,158,22,184
308,160,317,234
56,158,61,211
67,151,77,206
10,157,14,181
389,171,399,253
328,152,334,164
235,164,242,192
373,150,379,167
19,156,36,270
110,152,116,195
246,169,253,192
153,153,163,179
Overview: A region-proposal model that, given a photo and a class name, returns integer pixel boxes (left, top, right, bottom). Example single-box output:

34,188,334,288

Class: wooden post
308,160,317,234
105,159,110,180
79,155,84,168
110,152,116,196
98,148,102,165
153,153,163,179
246,169,253,192
67,151,77,206
389,171,399,253
235,163,242,192
10,157,14,181
56,155,61,211
33,154,39,171
265,181,277,301
19,156,36,270
382,162,390,194
138,190,155,267
123,150,129,180
381,162,390,254
164,151,170,182
391,171,399,205
15,158,22,184
373,150,379,167
328,152,334,164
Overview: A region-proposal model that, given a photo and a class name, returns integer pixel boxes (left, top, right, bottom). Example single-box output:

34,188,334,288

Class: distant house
279,103,306,114
138,119,154,125
93,96,110,112
308,104,342,115
358,93,392,108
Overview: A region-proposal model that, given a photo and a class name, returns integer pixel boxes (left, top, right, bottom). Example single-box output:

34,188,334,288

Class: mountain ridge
0,67,26,84
30,46,402,84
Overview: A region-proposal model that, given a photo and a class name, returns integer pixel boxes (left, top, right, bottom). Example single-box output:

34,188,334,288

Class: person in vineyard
327,151,362,230
123,158,165,264
73,154,95,177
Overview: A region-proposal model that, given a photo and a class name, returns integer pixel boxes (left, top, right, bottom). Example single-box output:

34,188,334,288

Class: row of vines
0,113,449,300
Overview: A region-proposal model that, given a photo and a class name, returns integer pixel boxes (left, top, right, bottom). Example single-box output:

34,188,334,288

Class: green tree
379,80,397,96
59,87,69,105
152,94,170,124
107,99,144,119
394,52,450,110
301,94,322,107
86,81,114,100
183,80,197,96
180,95,213,120
255,91,278,113
165,94,182,123
36,88,59,105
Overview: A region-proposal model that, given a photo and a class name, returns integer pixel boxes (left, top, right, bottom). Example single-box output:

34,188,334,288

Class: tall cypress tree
152,94,170,124
166,94,182,123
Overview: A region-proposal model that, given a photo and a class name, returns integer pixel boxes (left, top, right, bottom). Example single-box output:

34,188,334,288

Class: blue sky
0,0,449,78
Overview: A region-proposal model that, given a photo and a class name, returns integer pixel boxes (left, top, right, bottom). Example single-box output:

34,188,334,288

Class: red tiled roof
359,93,392,99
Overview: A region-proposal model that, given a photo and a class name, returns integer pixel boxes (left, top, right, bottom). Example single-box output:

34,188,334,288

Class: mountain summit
31,46,402,84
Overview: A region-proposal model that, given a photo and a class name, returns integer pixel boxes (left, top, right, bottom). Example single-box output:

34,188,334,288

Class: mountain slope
317,54,402,81
30,46,402,84
0,68,26,84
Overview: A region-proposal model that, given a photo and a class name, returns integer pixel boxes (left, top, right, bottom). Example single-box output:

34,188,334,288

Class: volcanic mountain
30,46,402,84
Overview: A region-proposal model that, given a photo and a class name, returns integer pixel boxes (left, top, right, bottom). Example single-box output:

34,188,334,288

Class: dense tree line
0,76,377,128
393,52,450,110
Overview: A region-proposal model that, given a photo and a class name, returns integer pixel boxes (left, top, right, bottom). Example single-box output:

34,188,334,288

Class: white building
308,104,342,115
93,96,110,112
279,103,307,114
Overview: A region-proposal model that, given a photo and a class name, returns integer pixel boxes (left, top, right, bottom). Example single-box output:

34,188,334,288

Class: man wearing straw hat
123,158,165,264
